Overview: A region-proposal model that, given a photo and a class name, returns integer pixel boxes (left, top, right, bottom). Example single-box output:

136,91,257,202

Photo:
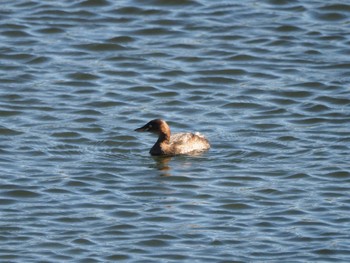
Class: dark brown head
134,119,170,136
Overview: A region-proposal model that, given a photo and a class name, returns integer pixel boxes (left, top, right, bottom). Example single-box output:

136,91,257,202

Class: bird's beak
134,124,149,132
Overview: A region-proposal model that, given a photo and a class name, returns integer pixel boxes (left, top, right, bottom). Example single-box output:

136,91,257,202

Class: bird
135,119,210,156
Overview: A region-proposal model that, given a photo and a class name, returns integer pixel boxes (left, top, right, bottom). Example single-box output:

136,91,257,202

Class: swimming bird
135,119,210,156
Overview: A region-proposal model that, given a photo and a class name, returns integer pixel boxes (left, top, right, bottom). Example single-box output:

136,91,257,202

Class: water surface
1,0,350,262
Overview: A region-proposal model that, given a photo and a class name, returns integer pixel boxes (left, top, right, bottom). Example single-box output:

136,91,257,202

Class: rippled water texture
1,0,350,262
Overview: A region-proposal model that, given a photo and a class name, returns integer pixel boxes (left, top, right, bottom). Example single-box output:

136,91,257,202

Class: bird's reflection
152,156,173,176
151,152,207,176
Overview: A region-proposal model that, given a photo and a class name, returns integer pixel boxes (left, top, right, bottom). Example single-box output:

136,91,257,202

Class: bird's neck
157,131,170,144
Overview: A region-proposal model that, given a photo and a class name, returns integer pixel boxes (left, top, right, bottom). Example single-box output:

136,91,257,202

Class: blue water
1,0,350,262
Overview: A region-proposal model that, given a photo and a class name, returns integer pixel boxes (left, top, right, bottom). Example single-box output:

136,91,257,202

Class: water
1,0,350,262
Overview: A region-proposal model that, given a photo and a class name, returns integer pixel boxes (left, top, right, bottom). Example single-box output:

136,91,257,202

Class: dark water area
1,0,350,262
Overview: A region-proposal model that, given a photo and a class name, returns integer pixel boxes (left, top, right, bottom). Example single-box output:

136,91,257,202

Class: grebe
135,119,210,156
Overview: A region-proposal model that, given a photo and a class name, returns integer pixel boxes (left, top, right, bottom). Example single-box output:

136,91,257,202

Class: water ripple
1,0,350,262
